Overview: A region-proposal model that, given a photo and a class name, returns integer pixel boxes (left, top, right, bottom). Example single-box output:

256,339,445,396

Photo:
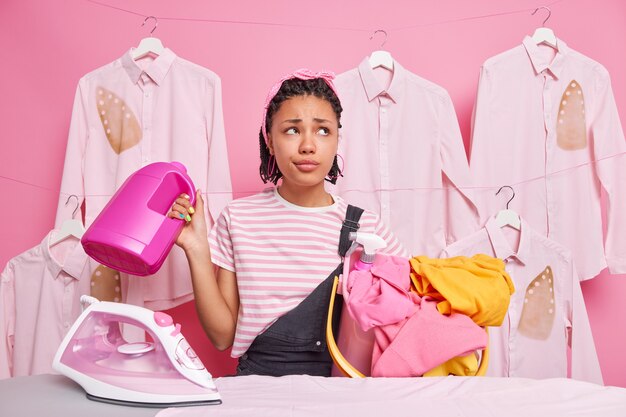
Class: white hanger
494,186,521,230
50,195,85,246
369,30,394,71
131,16,164,60
531,6,557,49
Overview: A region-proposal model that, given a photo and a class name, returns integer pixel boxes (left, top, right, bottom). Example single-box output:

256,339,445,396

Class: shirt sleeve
204,75,233,229
468,65,496,225
438,91,480,245
440,237,472,259
55,80,89,228
567,262,604,385
0,262,16,379
208,207,235,272
591,67,626,274
439,244,454,258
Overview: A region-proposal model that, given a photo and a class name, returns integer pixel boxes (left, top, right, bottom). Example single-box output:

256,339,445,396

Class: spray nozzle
349,232,387,264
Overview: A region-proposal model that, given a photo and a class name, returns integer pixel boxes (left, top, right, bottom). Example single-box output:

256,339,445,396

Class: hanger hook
531,6,552,27
141,15,158,35
370,29,388,49
65,195,80,219
495,185,515,210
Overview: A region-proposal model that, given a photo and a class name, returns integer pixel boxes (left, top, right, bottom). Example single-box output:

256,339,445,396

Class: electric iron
53,296,221,407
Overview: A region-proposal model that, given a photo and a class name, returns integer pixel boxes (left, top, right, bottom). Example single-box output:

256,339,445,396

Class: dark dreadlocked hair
259,78,343,185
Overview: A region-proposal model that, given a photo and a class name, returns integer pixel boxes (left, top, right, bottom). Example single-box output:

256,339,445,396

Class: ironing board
3,374,626,417
0,374,159,417
157,375,626,417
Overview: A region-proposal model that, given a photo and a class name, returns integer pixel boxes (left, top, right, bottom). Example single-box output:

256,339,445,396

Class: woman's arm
185,245,239,350
170,190,239,351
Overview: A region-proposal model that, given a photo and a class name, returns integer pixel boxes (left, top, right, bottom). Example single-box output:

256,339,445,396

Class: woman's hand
169,189,209,253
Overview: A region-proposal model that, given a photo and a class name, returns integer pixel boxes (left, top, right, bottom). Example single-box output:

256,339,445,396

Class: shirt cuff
607,257,626,275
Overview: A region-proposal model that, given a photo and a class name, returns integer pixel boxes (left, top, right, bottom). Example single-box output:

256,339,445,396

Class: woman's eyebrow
279,117,332,124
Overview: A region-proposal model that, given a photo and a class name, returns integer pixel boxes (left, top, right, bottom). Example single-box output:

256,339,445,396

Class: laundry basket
326,245,489,378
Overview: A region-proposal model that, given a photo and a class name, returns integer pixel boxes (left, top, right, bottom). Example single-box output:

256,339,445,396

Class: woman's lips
293,160,319,172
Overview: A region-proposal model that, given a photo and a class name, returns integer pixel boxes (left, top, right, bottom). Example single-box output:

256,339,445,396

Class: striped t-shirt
208,187,407,358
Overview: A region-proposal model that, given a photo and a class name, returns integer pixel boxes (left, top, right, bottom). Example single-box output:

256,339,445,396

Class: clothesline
2,150,623,198
86,0,566,33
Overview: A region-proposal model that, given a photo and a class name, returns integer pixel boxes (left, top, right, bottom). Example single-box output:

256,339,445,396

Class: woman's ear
267,134,274,155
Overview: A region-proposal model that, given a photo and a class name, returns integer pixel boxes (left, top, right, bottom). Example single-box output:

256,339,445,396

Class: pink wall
1,0,625,385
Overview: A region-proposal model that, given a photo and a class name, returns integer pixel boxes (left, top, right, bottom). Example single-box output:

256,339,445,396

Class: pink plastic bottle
81,162,196,276
331,232,388,376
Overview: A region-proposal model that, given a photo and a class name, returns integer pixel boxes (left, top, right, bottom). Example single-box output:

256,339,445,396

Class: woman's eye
285,127,298,135
318,127,330,136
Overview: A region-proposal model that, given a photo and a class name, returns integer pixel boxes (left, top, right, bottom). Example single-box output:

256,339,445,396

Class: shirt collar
522,35,568,79
485,217,530,265
121,48,176,86
43,230,89,280
357,57,406,103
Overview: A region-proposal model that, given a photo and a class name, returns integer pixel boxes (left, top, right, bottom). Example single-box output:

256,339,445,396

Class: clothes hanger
131,16,165,60
531,6,558,49
50,195,85,246
494,186,521,230
368,29,394,71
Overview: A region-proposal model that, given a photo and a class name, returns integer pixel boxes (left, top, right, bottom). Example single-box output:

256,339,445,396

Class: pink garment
208,188,408,357
54,48,233,310
0,232,91,378
470,37,626,280
345,253,412,332
330,58,478,257
371,295,487,377
443,217,603,385
261,69,338,144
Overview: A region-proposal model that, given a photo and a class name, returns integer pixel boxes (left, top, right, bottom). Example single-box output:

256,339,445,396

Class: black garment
236,205,364,377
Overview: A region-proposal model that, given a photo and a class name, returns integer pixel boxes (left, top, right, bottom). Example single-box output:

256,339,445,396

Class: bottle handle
171,162,196,206
146,162,197,215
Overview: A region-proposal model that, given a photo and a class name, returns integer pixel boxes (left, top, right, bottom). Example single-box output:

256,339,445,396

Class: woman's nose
299,131,316,154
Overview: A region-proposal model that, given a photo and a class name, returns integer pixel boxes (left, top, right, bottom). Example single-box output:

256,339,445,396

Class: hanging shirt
330,58,478,257
442,217,603,385
470,37,626,280
0,232,90,378
54,48,233,310
208,188,407,358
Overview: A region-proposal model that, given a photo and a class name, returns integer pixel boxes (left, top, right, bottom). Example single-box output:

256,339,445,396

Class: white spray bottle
349,232,387,271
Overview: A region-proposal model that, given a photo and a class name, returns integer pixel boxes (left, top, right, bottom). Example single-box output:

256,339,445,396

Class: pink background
1,0,625,385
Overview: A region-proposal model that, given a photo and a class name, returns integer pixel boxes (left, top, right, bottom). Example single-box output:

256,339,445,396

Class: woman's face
267,95,339,188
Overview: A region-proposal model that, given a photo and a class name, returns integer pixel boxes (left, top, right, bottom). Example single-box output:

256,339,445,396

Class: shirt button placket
543,74,555,237
62,275,73,333
506,263,517,376
379,95,391,223
141,74,153,166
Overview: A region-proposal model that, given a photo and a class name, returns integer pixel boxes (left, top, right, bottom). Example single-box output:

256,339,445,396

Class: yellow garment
409,254,515,327
424,352,479,377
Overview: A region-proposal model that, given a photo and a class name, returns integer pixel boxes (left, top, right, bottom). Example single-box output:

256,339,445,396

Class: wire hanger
50,195,85,246
368,29,394,71
494,186,521,230
131,16,165,60
531,6,558,49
